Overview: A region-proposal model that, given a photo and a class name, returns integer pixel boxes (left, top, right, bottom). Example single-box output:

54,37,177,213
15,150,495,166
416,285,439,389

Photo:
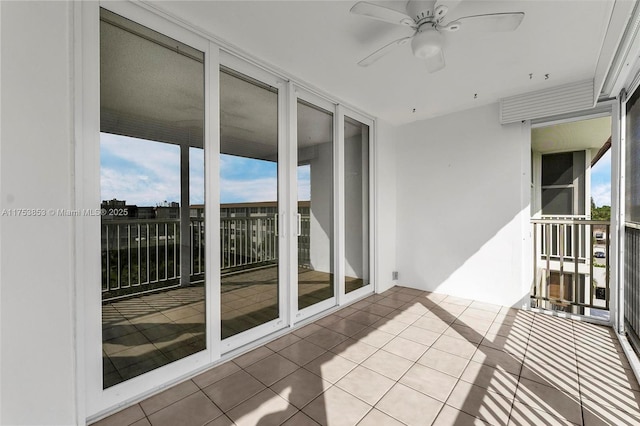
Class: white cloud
221,177,278,203
592,182,611,207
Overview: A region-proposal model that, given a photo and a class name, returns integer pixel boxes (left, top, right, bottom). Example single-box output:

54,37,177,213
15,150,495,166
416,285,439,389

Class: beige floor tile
233,345,275,369
147,391,222,426
362,303,396,317
418,348,470,378
281,411,321,426
356,408,404,426
244,353,300,386
93,405,146,426
305,328,349,350
387,310,422,325
432,335,478,359
580,377,640,413
398,325,441,346
460,361,519,399
305,351,358,384
271,368,331,409
472,346,523,375
130,418,152,426
293,323,323,338
514,377,582,424
203,370,266,412
266,333,302,352
433,405,489,426
376,297,408,309
226,388,297,426
376,383,443,426
303,386,371,426
519,364,580,396
204,414,234,426
381,336,429,361
362,350,413,380
348,311,386,326
140,380,199,416
582,398,640,426
446,381,512,425
316,314,342,328
444,323,485,344
508,401,577,426
412,316,451,334
369,318,410,335
278,339,326,366
336,366,395,405
579,364,640,392
192,361,241,389
330,318,369,337
399,363,458,402
351,328,395,349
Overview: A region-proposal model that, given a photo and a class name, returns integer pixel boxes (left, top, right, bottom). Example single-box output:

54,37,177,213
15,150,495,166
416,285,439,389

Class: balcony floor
96,286,640,426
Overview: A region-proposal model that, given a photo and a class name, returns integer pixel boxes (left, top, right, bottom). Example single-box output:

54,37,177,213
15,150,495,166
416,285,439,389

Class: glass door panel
297,99,334,310
219,67,280,339
99,8,206,388
344,117,370,293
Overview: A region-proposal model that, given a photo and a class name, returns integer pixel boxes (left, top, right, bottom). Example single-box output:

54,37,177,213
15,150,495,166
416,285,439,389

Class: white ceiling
532,116,611,153
148,0,620,125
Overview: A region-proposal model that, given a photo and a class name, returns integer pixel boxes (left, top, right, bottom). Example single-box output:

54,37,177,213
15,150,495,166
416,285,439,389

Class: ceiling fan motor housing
407,0,438,24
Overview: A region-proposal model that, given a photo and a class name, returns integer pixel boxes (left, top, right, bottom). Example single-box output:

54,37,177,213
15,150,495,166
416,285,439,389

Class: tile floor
95,286,640,425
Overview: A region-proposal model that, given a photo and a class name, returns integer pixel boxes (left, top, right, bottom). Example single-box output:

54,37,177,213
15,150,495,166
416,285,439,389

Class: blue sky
101,133,310,206
591,149,611,207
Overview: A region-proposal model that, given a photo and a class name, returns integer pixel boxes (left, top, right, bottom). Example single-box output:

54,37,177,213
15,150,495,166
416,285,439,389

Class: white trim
206,43,220,362
610,95,623,332
617,332,640,387
287,82,298,328
617,91,627,334
335,105,346,305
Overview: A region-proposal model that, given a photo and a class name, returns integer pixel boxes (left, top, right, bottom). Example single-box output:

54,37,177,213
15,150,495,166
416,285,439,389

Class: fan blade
358,36,413,67
350,2,415,27
455,13,525,32
425,49,445,73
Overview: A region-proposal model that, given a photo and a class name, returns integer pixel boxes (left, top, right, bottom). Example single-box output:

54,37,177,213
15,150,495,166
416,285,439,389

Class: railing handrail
531,218,610,225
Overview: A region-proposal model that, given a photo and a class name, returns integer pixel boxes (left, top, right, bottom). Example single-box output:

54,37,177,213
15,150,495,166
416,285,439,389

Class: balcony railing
531,217,610,316
102,214,310,301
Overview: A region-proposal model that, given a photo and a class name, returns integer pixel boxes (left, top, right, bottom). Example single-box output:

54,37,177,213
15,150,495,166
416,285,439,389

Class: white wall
0,1,77,425
395,104,531,307
375,120,398,293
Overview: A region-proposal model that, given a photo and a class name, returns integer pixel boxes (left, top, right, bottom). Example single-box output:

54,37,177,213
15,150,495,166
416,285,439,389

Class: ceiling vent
499,79,595,124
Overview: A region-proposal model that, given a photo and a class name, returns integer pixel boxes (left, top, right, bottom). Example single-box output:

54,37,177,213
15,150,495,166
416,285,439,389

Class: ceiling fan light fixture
411,28,443,58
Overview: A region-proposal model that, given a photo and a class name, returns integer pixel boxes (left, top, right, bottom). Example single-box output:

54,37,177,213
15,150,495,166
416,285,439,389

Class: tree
591,197,611,221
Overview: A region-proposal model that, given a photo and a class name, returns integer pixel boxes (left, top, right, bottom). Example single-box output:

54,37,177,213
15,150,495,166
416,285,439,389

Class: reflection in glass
297,100,334,309
220,68,279,339
345,117,370,293
100,8,205,388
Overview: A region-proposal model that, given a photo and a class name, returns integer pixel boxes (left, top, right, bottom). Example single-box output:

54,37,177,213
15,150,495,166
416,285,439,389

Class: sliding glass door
99,8,206,388
219,59,287,349
296,97,336,317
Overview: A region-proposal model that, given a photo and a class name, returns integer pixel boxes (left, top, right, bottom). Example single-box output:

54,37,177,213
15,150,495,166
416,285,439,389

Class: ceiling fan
350,0,525,73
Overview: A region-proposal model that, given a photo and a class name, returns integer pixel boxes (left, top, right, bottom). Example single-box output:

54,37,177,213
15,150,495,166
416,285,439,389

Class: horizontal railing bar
532,218,611,225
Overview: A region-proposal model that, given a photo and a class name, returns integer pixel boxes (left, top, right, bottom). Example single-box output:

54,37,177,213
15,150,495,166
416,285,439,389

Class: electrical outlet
392,271,398,280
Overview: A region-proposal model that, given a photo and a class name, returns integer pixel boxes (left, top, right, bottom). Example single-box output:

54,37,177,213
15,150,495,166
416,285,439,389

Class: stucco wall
394,103,532,307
